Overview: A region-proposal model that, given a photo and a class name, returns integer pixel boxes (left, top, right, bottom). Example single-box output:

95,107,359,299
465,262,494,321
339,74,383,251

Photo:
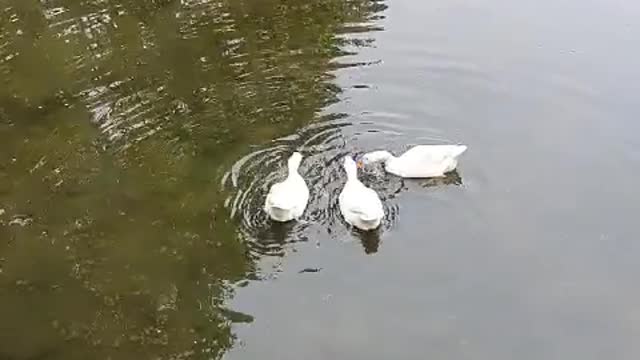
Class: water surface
1,0,640,359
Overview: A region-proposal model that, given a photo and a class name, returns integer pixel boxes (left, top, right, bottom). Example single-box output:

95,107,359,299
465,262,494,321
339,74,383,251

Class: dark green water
2,0,640,359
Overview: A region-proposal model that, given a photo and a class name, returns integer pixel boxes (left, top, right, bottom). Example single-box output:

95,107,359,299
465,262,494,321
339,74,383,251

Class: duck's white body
339,157,384,231
362,145,467,178
264,152,309,222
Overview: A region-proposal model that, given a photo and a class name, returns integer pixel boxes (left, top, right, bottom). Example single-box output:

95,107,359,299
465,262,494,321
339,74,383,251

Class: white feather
362,144,467,178
264,152,309,222
339,157,384,231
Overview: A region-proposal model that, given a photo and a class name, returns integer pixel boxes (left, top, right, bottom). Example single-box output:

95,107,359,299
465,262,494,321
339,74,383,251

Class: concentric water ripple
221,116,403,258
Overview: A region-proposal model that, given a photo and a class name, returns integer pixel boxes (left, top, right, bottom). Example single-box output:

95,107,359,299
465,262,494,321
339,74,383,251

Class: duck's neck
287,163,299,176
367,150,395,163
287,159,301,177
344,163,358,182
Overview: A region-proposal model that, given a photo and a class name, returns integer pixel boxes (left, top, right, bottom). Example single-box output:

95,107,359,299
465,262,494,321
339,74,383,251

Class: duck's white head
343,156,359,179
360,150,394,166
288,152,303,172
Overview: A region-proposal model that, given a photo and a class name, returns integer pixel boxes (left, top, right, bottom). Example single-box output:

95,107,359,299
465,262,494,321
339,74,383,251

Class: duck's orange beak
356,159,364,169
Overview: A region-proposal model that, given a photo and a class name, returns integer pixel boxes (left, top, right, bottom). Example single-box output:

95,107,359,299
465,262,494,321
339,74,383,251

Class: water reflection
421,170,463,188
0,0,386,358
354,228,382,254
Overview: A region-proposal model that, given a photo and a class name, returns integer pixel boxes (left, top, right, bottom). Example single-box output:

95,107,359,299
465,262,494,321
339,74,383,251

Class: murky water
1,0,640,359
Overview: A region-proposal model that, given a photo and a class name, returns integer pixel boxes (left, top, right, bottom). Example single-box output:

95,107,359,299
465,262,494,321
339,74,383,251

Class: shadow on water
0,0,387,359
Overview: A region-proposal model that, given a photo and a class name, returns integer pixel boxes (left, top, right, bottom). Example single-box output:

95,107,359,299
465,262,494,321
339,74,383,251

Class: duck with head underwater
358,144,468,178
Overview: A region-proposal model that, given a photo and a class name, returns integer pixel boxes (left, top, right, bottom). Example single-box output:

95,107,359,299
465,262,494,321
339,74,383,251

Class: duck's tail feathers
268,206,292,221
356,214,382,230
268,197,295,210
452,145,468,158
353,208,382,223
359,213,379,222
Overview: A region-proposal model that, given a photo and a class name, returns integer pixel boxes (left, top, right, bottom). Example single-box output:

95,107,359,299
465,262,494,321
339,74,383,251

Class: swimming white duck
339,156,384,231
359,145,468,178
264,152,309,222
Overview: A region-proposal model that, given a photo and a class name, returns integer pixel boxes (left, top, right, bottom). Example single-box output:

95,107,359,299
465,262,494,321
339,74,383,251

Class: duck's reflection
359,165,462,199
420,170,463,188
249,219,309,257
352,228,382,254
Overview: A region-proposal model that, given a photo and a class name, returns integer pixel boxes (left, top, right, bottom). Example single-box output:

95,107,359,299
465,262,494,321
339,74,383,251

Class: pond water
1,0,640,359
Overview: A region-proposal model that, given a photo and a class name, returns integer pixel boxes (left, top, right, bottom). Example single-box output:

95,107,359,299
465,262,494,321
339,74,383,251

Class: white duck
359,145,467,178
264,152,309,222
339,156,384,231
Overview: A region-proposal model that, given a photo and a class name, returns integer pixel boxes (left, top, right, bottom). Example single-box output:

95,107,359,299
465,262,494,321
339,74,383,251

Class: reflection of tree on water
0,0,386,359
